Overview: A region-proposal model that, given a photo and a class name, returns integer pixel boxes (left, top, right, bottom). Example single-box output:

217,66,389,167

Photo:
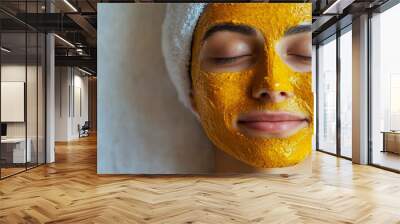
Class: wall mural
163,3,313,168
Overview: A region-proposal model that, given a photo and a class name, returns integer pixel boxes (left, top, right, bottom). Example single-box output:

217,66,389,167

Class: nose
252,87,293,103
252,51,294,103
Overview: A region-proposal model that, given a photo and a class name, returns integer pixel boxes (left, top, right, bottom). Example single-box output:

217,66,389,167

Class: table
1,138,31,163
381,131,400,154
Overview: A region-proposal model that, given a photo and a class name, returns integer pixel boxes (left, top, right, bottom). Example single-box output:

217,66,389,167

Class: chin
217,126,313,168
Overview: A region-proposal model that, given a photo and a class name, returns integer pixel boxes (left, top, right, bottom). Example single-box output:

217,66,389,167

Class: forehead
196,3,312,41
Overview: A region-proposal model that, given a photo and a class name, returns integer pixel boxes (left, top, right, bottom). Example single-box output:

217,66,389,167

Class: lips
236,111,309,137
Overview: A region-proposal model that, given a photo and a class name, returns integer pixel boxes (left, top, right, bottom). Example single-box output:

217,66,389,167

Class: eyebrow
284,24,311,36
202,23,311,41
203,23,256,41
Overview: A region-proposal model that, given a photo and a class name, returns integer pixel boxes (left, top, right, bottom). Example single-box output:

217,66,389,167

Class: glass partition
0,2,46,179
339,28,352,158
38,32,45,165
1,30,28,178
317,36,337,155
27,31,38,169
370,3,400,171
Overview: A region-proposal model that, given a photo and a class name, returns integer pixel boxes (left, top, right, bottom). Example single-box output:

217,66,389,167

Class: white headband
161,3,207,114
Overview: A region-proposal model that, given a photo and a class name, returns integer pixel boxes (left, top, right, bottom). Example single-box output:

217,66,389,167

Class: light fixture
76,48,85,55
1,47,11,53
54,34,75,48
63,0,78,12
78,67,93,76
322,0,355,15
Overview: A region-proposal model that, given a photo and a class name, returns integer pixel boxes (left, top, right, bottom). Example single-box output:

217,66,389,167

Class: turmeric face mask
191,3,313,168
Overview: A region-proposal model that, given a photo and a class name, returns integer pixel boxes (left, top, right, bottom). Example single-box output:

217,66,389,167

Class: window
370,3,400,171
317,37,337,154
339,28,352,158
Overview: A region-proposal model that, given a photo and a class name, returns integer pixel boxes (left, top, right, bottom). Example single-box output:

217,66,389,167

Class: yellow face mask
191,3,313,168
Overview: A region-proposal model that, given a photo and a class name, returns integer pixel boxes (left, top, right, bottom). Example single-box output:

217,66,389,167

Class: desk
381,131,400,154
1,138,31,163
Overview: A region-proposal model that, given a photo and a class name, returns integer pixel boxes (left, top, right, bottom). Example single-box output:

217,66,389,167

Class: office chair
79,121,90,138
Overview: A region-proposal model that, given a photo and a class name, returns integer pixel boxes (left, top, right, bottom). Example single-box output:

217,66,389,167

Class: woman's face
191,3,313,168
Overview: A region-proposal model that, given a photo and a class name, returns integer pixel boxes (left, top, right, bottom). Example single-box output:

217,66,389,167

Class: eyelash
211,55,252,65
208,53,310,67
287,54,311,61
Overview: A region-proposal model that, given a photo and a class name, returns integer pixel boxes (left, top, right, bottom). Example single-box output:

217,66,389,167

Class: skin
190,3,313,168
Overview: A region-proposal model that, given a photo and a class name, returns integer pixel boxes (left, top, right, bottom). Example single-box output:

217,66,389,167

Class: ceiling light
54,34,75,48
1,47,11,53
322,0,355,15
78,67,93,76
63,0,78,12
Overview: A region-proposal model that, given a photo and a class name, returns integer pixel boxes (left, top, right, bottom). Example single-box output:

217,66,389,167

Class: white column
46,33,55,163
352,14,369,164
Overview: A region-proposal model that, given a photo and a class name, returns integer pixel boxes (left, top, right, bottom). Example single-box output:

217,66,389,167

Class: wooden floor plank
0,134,400,223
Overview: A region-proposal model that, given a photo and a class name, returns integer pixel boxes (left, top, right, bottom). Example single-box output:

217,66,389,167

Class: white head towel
162,3,207,114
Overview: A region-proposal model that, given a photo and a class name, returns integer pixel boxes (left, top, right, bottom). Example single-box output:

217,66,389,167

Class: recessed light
54,34,75,48
1,47,11,53
63,0,78,12
78,67,93,76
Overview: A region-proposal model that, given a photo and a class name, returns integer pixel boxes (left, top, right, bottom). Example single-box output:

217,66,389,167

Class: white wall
97,4,215,174
1,64,46,164
55,67,69,141
1,65,40,138
73,71,89,133
55,67,89,141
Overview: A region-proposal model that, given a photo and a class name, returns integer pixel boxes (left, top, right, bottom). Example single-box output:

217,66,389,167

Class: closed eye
286,54,311,61
210,54,253,65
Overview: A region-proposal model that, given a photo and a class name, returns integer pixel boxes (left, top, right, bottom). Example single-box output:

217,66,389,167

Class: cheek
193,70,254,113
291,73,313,115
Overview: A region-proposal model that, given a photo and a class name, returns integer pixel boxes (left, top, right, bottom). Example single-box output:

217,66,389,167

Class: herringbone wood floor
1,135,400,224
